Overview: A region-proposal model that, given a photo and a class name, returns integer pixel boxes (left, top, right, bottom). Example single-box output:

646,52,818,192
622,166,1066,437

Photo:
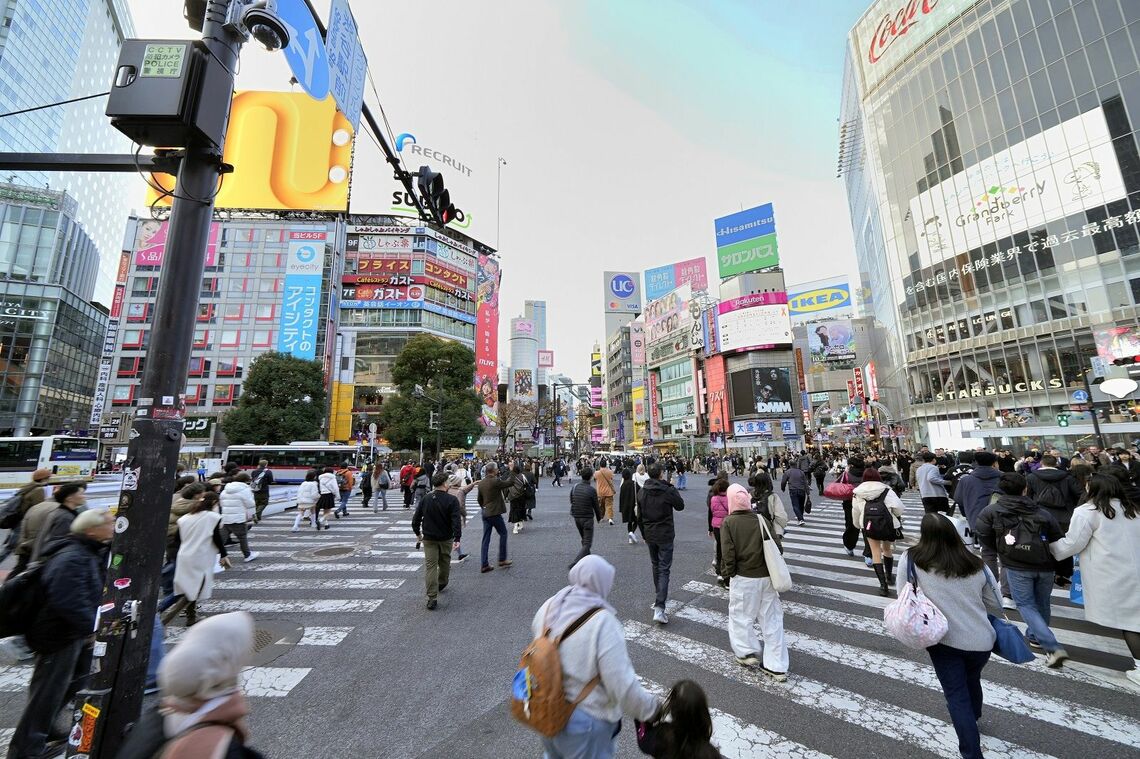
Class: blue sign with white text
714,203,776,248
277,0,330,100
325,0,366,130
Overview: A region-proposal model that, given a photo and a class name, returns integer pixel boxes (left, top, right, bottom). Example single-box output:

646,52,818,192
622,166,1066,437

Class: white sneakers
652,607,668,624
1045,649,1069,668
735,653,761,667
243,552,259,563
1001,597,1016,610
628,532,639,544
608,519,614,525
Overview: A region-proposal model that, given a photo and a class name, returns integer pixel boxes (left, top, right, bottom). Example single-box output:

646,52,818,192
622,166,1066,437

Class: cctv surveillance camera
242,3,289,51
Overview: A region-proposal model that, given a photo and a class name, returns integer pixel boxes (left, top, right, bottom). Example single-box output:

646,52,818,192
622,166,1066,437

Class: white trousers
727,575,789,672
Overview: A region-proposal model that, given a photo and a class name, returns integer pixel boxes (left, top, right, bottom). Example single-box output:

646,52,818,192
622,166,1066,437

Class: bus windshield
50,437,100,460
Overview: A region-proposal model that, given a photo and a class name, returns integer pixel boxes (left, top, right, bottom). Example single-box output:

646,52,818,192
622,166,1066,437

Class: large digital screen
807,320,857,367
717,292,791,353
730,367,793,417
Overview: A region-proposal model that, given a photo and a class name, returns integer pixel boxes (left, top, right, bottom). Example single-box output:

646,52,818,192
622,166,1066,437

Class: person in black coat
9,510,112,759
619,467,639,544
569,467,602,566
638,465,685,623
841,457,865,555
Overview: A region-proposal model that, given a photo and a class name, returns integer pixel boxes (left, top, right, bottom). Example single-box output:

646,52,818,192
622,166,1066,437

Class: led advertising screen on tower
716,292,792,353
729,367,794,417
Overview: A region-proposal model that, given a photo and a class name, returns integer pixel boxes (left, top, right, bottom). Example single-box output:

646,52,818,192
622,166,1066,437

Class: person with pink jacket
708,478,731,587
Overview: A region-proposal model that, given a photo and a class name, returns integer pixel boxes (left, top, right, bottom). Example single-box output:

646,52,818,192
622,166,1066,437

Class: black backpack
862,490,896,540
1031,479,1067,511
0,560,45,638
994,512,1051,565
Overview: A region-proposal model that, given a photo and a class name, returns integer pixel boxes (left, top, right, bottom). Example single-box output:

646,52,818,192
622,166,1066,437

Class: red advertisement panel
704,354,728,434
853,367,866,401
116,251,130,284
475,254,501,426
847,379,857,405
110,285,125,318
135,221,220,267
648,371,661,439
424,258,471,289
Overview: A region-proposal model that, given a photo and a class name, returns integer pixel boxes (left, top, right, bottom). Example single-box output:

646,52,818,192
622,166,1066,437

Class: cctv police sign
604,271,641,314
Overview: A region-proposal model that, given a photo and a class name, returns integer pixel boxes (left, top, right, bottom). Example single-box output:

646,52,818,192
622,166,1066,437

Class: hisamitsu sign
714,203,779,278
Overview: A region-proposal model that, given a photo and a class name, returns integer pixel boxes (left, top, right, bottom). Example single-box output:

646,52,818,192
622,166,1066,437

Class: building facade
842,0,1140,450
0,184,105,434
604,324,633,445
0,0,136,298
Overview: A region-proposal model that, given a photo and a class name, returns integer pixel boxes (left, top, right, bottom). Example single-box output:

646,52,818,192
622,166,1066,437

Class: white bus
222,442,362,484
0,435,99,486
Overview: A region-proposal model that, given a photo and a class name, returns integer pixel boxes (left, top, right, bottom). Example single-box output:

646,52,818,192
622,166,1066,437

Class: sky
127,0,869,381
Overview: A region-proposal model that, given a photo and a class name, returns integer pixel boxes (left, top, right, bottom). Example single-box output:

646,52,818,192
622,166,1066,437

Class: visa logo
790,287,850,313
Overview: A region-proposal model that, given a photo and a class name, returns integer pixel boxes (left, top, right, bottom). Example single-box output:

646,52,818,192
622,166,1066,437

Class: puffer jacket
851,481,904,532
26,535,108,654
709,494,729,529
219,481,254,525
296,480,319,508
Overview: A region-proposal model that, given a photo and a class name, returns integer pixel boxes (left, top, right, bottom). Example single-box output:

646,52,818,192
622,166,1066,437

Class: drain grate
252,627,276,654
249,620,303,666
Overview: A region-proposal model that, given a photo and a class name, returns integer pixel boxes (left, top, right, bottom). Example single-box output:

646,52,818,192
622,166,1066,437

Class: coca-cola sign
852,0,972,94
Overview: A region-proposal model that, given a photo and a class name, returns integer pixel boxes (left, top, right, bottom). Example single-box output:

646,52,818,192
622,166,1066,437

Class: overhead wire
0,91,110,119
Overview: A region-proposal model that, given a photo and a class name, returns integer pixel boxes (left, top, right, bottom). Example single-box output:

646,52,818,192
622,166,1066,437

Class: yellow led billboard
146,91,354,212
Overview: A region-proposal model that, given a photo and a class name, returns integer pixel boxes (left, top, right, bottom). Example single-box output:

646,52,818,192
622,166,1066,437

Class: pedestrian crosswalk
622,487,1140,758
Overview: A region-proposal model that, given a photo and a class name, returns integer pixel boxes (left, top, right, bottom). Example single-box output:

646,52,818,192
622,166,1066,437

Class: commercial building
0,184,106,435
508,317,538,403
0,0,136,296
604,323,633,446
524,299,548,386
841,0,1140,450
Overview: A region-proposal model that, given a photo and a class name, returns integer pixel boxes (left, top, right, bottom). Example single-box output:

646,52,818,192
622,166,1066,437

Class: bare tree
496,400,538,453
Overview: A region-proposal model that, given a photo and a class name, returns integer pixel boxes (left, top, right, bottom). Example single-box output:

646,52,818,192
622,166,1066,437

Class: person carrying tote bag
720,484,790,682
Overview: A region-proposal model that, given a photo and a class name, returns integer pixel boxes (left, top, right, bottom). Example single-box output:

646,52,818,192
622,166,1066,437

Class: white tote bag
756,514,792,592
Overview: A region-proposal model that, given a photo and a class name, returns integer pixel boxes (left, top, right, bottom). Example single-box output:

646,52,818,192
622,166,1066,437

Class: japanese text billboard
716,292,792,353
644,258,708,301
714,203,778,277
476,254,501,425
278,227,327,359
807,320,857,367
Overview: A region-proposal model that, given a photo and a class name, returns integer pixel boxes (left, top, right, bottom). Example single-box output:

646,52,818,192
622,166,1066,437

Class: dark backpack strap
554,606,603,645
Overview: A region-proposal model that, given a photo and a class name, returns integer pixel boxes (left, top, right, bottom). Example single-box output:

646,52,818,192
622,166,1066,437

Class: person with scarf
115,612,263,759
721,483,789,681
532,555,661,759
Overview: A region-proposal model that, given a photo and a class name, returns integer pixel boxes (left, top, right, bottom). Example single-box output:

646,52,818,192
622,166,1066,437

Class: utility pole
69,3,242,756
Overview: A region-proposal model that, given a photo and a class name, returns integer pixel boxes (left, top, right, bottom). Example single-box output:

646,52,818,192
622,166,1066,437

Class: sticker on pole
121,467,140,491
114,516,129,534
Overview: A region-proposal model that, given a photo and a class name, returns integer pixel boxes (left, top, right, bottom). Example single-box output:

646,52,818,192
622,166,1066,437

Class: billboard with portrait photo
513,369,535,400
729,367,793,417
807,320,857,368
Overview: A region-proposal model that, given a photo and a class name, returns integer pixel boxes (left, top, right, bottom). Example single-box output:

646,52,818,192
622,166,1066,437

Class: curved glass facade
842,0,1140,450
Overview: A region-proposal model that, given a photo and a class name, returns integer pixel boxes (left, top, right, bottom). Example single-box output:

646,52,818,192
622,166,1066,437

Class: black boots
884,556,895,585
873,563,890,596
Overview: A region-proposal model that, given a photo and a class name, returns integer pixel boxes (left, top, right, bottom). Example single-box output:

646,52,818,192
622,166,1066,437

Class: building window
223,304,245,321
255,303,276,321
197,303,215,323
184,384,204,404
200,278,219,297
258,277,281,293
188,356,210,377
125,303,150,323
229,278,248,294
111,385,134,405
216,359,243,377
213,384,235,405
122,329,146,349
130,276,156,297
220,330,241,349
252,330,273,348
193,329,210,349
117,356,143,378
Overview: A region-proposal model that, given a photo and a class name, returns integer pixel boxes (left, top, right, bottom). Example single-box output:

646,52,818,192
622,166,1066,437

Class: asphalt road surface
1,471,1138,758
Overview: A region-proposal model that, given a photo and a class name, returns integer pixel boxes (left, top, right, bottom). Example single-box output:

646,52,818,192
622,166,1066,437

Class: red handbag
822,471,854,500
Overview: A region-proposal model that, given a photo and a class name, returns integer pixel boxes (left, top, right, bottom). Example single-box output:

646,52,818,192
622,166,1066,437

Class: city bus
222,442,362,484
0,435,99,486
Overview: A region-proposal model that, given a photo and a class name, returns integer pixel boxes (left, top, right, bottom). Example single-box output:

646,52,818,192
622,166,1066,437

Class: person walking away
638,464,685,624
334,462,355,517
411,466,429,512
721,482,789,681
400,461,415,508
878,461,906,497
852,468,904,596
897,514,1003,759
633,463,650,490
250,459,274,524
916,451,951,514
412,473,463,610
294,470,319,531
0,468,50,565
529,555,662,759
619,466,639,544
359,463,373,512
812,458,827,496
974,472,1067,666
637,680,723,759
1026,453,1082,587
446,464,473,561
162,491,231,626
524,462,539,521
507,462,531,535
1048,473,1140,686
164,480,204,599
219,472,258,562
675,457,688,491
552,458,566,487
944,451,975,507
708,479,730,587
569,466,602,566
779,463,808,526
372,461,391,513
315,466,338,530
953,451,1003,541
594,462,616,525
475,462,513,573
7,509,113,759
839,457,865,557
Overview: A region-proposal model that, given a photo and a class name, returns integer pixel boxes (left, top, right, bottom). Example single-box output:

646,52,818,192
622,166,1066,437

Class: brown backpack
511,606,603,737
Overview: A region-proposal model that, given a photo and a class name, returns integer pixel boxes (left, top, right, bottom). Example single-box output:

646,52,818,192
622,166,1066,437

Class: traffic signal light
1113,355,1140,365
417,165,459,225
466,434,474,446
1057,413,1070,427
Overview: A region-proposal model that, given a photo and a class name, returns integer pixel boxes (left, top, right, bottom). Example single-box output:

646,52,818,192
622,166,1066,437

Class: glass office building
841,0,1140,450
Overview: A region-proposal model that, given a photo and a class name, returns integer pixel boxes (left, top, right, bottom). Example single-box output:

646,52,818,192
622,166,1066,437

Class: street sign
325,0,367,131
1090,356,1110,379
278,0,330,100
1071,389,1090,403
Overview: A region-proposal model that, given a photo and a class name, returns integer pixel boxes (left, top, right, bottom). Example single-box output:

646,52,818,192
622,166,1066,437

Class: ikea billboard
788,277,853,325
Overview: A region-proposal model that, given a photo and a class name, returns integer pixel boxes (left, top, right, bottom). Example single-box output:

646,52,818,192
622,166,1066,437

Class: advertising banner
475,254,501,426
89,358,112,429
589,385,603,408
591,352,602,377
730,368,794,417
909,108,1127,268
278,228,327,360
350,234,413,253
513,369,535,401
182,416,214,441
644,258,708,301
116,251,130,283
644,283,691,345
648,371,661,439
794,348,807,391
358,256,412,273
847,379,857,405
513,319,535,338
716,292,791,353
632,384,646,430
110,285,125,319
341,283,424,303
853,366,866,401
425,258,473,290
714,203,778,277
865,361,880,402
630,321,646,367
807,319,857,367
788,281,851,317
1092,324,1140,361
135,220,220,267
705,354,728,434
604,271,642,314
537,350,555,368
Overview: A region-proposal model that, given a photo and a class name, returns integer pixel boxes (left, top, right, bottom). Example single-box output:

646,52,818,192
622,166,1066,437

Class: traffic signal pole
67,3,242,756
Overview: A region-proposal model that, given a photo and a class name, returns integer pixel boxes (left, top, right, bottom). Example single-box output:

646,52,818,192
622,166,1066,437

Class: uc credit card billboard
714,203,778,278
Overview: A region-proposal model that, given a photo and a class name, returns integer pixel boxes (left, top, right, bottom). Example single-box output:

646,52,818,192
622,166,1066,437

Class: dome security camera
241,2,290,51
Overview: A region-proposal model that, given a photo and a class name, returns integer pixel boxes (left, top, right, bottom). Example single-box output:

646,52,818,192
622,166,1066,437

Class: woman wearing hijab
532,555,662,758
115,611,264,759
721,483,789,681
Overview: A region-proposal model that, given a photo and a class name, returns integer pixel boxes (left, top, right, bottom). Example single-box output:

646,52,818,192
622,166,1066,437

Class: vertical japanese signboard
476,254,501,426
852,366,866,402
278,227,327,360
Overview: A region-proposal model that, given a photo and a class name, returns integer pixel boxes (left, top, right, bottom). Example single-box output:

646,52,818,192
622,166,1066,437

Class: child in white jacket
294,470,320,531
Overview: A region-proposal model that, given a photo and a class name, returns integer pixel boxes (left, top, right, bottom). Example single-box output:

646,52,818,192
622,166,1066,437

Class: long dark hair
910,513,984,578
189,491,220,514
657,680,718,759
1086,473,1138,519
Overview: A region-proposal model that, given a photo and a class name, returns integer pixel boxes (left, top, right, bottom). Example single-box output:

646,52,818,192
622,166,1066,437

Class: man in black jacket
1025,454,1083,586
412,473,463,610
568,466,602,568
638,464,685,624
9,509,112,759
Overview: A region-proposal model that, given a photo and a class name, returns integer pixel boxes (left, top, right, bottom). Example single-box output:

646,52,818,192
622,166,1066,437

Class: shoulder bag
823,471,855,500
883,554,948,649
756,514,792,592
983,568,1035,663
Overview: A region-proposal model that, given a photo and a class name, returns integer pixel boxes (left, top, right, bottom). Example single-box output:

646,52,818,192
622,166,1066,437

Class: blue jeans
146,614,164,688
788,489,805,521
676,472,687,489
927,643,990,759
337,490,351,514
1005,568,1061,651
541,707,619,759
647,541,674,608
481,514,508,567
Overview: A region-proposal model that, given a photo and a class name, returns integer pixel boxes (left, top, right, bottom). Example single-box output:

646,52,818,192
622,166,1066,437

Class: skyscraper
0,0,136,301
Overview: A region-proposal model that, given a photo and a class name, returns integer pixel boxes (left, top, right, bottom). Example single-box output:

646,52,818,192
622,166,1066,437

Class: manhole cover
249,620,303,667
252,628,276,654
293,543,363,562
312,545,355,558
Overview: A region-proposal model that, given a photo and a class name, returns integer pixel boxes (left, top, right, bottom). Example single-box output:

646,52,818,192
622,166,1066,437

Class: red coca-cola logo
868,0,939,64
